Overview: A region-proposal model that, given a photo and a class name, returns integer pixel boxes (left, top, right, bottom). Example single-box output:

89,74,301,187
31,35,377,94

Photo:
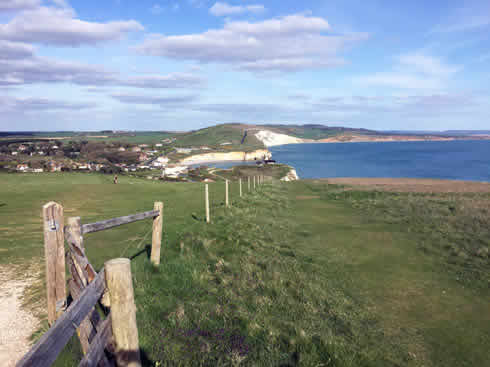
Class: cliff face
179,149,271,164
280,168,299,181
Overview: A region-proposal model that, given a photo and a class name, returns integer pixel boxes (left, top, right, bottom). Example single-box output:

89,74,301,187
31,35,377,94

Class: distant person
114,175,118,184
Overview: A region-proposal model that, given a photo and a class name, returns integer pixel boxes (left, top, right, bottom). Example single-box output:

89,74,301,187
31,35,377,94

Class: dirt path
0,265,39,367
323,177,490,193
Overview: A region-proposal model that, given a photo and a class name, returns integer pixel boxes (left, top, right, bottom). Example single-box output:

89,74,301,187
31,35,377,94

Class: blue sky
1,0,489,131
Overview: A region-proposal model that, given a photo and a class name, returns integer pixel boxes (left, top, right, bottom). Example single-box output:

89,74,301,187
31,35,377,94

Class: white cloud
122,73,206,89
110,94,198,105
150,4,164,14
0,45,205,88
431,1,490,33
0,40,35,59
0,0,39,12
209,2,265,17
137,14,367,72
0,5,144,46
355,53,460,90
398,53,460,77
0,95,96,112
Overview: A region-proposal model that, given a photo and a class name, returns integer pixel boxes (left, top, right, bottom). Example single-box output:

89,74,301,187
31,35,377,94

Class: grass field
0,173,489,366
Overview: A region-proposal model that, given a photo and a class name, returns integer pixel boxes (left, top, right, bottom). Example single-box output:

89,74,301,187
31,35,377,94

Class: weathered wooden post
248,176,251,191
43,202,66,326
225,179,229,207
205,184,210,223
105,258,142,367
253,176,256,189
239,178,242,197
151,202,163,266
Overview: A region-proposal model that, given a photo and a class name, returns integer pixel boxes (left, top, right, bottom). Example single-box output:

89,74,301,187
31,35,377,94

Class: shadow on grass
129,244,152,261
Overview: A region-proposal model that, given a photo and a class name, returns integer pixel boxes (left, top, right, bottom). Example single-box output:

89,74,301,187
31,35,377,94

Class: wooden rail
26,180,272,367
22,203,164,367
82,210,160,234
17,270,106,367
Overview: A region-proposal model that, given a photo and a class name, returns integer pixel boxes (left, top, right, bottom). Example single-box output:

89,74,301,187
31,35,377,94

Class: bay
270,140,490,181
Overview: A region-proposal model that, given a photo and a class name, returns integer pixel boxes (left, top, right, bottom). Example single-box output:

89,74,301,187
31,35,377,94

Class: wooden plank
248,176,250,191
42,202,66,325
65,217,97,283
239,178,242,197
17,269,106,367
82,210,159,234
68,279,93,355
68,279,113,367
105,259,141,367
151,202,163,266
78,317,112,367
205,184,210,223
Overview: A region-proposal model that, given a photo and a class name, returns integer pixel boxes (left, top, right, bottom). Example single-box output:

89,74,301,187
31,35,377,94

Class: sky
1,0,489,131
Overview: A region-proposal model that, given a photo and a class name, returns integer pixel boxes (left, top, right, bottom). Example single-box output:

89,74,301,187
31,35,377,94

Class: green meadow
0,172,489,366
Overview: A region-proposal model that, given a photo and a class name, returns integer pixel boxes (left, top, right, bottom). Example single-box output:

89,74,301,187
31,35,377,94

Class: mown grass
1,173,489,366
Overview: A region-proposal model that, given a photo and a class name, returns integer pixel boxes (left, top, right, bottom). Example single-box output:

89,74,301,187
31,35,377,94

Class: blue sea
269,140,490,182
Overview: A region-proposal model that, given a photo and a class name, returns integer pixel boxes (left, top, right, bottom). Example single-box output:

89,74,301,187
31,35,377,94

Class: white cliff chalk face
179,149,271,165
255,130,304,147
280,168,299,181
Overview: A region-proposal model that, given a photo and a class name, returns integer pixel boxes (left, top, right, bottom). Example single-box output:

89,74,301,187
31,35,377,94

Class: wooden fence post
151,202,163,266
105,258,141,367
225,179,229,207
205,184,210,223
239,178,242,197
43,202,66,326
248,176,251,191
253,176,256,189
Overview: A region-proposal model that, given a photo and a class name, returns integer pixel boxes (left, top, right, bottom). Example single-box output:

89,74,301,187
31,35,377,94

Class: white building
162,165,188,178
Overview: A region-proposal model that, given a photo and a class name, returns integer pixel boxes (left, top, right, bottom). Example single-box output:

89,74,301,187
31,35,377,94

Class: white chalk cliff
255,130,304,147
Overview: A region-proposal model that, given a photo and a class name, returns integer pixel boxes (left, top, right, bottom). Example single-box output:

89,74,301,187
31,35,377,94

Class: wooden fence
18,202,163,367
205,175,267,223
18,174,269,367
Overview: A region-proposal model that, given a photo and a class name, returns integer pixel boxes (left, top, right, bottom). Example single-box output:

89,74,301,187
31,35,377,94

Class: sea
269,140,490,182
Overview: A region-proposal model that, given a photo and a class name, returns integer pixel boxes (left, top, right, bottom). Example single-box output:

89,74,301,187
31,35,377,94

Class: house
151,156,169,168
131,146,141,152
47,161,63,172
12,151,18,156
155,143,163,147
89,164,103,171
118,147,126,152
52,145,59,150
38,151,45,156
138,153,148,162
33,168,44,173
18,145,27,151
138,144,149,148
16,164,29,172
162,165,188,178
175,147,194,154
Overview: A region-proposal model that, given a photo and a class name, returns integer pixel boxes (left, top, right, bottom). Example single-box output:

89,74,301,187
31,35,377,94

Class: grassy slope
1,174,489,366
259,124,387,140
172,124,264,151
